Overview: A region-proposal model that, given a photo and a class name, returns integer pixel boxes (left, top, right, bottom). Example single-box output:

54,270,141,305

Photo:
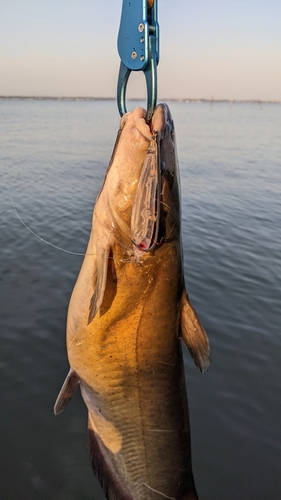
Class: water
1,99,280,500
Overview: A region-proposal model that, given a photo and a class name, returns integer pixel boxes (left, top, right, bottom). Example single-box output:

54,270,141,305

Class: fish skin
55,104,210,500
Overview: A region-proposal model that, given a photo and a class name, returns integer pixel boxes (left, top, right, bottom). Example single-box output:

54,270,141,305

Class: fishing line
3,171,85,256
3,171,132,260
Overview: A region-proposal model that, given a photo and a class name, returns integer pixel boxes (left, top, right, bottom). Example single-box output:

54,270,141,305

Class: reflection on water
1,100,281,499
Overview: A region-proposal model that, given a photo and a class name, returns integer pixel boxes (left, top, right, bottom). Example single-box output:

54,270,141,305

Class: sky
1,0,281,101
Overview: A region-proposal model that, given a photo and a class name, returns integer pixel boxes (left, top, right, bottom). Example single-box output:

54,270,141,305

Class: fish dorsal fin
180,289,210,372
54,368,80,415
88,242,111,324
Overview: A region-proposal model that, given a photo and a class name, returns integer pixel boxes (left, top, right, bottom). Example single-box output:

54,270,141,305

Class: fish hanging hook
117,0,159,123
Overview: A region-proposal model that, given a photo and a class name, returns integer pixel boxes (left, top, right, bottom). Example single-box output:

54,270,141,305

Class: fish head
96,104,181,259
96,107,153,246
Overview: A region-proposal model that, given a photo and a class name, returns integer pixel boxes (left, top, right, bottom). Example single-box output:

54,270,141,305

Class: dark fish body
55,104,210,500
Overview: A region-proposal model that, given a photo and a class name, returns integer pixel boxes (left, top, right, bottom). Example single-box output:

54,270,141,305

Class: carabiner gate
117,0,159,123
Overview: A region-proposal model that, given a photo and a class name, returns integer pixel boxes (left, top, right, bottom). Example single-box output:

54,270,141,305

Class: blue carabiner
117,0,159,123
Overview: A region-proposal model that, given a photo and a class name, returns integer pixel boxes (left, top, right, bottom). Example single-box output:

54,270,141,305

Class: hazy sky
1,0,281,100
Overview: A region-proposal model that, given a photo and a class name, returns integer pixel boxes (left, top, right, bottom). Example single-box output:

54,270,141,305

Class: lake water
1,99,280,500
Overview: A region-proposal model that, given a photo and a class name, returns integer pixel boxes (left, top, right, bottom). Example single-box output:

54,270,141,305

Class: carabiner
117,0,159,123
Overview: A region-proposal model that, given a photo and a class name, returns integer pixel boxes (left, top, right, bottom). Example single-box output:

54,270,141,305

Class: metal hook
117,0,159,123
117,58,157,123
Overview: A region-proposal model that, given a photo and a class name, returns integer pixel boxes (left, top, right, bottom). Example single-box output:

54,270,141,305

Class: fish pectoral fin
54,368,80,415
88,242,111,324
180,288,210,372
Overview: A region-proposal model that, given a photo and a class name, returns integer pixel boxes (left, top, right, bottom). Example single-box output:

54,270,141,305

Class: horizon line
0,96,280,104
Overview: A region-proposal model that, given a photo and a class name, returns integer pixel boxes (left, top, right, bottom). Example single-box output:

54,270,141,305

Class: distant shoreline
0,96,280,104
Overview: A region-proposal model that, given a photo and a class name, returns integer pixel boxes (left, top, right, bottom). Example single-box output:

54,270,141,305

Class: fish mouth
150,103,174,142
131,103,176,258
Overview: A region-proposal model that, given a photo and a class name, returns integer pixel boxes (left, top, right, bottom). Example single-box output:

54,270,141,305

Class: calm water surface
0,100,280,499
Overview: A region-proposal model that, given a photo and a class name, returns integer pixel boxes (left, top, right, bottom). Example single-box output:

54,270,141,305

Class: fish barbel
54,103,210,500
